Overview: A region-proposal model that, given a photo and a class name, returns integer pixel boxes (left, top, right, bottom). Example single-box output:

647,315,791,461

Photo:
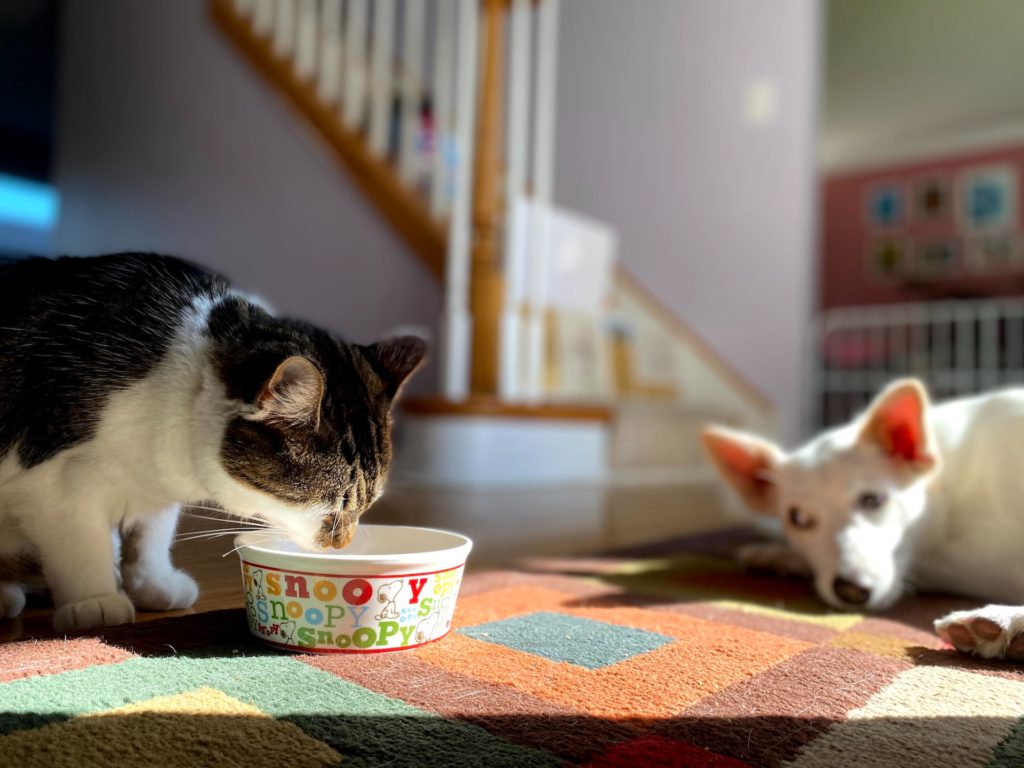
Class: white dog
703,378,1024,660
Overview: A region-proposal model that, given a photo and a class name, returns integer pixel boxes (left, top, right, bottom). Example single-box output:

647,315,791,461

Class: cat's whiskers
180,507,271,526
181,503,236,516
176,526,262,536
176,518,258,528
175,528,268,543
222,531,282,558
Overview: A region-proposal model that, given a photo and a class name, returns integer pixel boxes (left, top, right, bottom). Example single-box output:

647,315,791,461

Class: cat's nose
832,576,871,606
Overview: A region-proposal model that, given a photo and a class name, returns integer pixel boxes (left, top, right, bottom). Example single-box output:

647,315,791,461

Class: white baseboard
392,415,608,488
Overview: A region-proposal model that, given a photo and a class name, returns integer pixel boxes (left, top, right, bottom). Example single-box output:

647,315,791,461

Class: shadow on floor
1,710,1024,767
511,526,987,636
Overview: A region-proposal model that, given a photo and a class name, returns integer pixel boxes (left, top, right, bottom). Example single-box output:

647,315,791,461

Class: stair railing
217,0,561,403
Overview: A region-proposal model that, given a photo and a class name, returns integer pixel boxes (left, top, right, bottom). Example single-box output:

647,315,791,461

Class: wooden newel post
469,0,507,396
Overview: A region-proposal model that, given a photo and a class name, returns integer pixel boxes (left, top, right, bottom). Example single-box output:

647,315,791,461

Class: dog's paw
934,605,1024,660
0,583,26,619
737,541,812,578
125,568,199,612
53,593,135,632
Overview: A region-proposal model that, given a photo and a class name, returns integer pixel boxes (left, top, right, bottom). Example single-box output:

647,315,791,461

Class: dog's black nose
833,577,871,606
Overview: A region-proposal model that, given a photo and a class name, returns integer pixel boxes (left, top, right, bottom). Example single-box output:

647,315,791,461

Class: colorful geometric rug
2,529,1024,767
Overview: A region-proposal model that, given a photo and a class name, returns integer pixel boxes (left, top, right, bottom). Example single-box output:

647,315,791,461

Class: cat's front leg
120,505,198,612
34,512,135,632
935,605,1024,660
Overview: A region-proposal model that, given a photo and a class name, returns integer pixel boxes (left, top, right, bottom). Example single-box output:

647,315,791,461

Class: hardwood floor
0,481,733,643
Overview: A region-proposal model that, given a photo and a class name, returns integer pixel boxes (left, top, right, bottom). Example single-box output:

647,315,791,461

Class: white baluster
343,0,369,129
430,0,456,218
525,0,561,398
318,0,343,103
399,0,426,183
532,0,559,202
523,205,549,402
980,303,999,390
1009,308,1023,376
295,0,318,80
253,0,274,35
369,0,395,156
273,0,296,57
439,0,479,401
499,0,531,400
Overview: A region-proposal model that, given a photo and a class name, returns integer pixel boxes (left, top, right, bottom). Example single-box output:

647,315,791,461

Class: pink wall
821,144,1024,310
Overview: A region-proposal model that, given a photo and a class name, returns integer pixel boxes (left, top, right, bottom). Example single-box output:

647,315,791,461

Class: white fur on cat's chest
0,308,218,553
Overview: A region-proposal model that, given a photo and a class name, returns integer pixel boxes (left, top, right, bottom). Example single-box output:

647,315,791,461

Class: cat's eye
787,506,815,530
857,491,886,512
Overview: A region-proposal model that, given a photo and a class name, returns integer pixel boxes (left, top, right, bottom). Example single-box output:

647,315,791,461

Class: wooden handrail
210,0,447,279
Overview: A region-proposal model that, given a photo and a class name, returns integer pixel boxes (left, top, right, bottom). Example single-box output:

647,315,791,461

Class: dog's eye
787,506,815,530
857,492,886,511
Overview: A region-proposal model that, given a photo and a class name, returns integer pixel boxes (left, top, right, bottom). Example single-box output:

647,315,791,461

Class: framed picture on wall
966,233,1022,273
912,239,960,279
957,164,1018,234
913,174,951,224
865,237,910,281
864,181,906,231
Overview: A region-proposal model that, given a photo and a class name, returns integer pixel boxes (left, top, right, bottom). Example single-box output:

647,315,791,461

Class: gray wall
824,0,1024,169
555,0,820,442
53,0,440,361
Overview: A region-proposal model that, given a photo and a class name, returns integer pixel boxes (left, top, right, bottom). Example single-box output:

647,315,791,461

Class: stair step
402,395,611,422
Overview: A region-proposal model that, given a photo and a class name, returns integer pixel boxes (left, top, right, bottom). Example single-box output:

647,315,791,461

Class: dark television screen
0,1,59,182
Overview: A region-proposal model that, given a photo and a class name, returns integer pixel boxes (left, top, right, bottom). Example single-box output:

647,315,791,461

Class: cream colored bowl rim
234,523,473,566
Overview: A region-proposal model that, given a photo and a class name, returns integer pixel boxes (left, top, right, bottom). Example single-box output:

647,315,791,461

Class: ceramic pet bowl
235,524,472,653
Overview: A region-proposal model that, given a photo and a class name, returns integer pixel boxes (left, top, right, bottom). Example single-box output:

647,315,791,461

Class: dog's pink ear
701,427,781,515
859,379,936,473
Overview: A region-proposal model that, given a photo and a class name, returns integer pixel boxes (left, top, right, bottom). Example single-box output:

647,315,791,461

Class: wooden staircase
211,0,776,486
211,2,448,273
213,0,524,404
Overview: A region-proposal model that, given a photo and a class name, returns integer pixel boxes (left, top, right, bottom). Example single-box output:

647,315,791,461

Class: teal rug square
459,611,674,669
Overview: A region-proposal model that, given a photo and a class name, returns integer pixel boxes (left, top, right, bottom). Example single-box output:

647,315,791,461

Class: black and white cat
0,253,425,631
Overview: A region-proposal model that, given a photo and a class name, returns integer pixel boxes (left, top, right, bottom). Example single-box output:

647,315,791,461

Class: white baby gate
809,299,1024,430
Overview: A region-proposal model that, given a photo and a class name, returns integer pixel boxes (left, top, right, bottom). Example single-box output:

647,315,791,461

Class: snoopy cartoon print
415,612,440,644
375,580,403,621
437,596,455,631
251,569,266,600
279,620,297,644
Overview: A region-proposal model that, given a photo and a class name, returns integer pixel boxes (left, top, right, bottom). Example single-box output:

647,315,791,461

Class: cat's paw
0,583,26,619
935,604,1024,660
125,568,199,612
737,541,812,578
53,593,135,632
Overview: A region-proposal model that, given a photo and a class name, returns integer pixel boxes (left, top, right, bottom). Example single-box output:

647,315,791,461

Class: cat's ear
366,336,427,399
252,356,324,430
